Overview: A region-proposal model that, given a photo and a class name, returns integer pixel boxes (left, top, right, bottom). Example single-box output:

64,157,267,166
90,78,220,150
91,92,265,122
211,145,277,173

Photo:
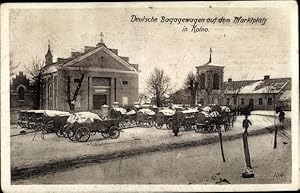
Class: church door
93,94,107,109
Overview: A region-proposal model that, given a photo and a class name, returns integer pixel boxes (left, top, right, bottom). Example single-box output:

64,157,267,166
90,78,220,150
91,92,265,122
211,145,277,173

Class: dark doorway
249,99,254,111
93,94,107,109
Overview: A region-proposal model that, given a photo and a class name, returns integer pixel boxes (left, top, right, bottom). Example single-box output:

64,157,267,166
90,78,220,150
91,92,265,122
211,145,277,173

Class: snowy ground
13,131,291,184
11,114,285,170
251,110,291,118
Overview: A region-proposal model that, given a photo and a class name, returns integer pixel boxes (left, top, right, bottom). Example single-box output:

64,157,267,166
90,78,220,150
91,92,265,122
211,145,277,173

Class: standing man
172,114,180,137
279,110,285,124
242,115,252,133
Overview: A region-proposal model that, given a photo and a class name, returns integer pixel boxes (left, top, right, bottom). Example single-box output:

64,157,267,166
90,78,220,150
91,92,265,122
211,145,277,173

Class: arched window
199,74,205,89
213,73,219,89
18,86,25,100
48,84,52,99
200,98,204,105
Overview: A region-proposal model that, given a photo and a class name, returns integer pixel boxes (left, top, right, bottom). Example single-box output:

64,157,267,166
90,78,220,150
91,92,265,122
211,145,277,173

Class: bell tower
195,48,224,105
45,40,53,66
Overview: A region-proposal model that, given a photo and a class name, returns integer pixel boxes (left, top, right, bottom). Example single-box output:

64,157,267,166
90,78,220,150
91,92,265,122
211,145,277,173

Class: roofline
55,65,139,75
224,77,291,83
63,46,138,72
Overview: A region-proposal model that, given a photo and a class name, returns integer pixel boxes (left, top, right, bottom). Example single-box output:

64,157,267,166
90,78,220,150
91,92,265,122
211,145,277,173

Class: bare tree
146,68,171,107
224,74,250,113
24,57,45,109
59,66,87,111
10,58,20,77
184,72,199,107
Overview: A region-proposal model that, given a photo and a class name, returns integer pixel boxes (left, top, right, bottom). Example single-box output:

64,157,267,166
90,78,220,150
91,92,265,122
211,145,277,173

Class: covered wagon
64,112,120,142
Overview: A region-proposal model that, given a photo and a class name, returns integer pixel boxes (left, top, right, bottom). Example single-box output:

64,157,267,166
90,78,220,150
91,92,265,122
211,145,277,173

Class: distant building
10,71,34,109
10,72,35,123
194,48,291,110
40,36,139,111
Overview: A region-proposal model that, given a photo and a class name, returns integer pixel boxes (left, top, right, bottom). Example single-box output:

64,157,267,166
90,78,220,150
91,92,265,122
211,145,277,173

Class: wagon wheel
166,118,173,130
67,128,76,141
224,123,230,131
36,122,44,131
56,128,64,138
119,120,125,129
184,123,192,131
109,126,120,139
101,129,110,138
75,127,91,142
62,125,70,138
154,121,163,129
90,131,97,136
146,117,154,128
130,119,137,126
194,125,202,133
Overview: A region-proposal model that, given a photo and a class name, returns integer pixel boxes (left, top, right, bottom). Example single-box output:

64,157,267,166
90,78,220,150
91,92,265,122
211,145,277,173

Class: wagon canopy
67,112,102,124
113,108,127,115
125,110,136,115
221,106,231,113
202,106,212,113
159,108,175,116
181,108,199,114
138,108,155,116
44,110,71,117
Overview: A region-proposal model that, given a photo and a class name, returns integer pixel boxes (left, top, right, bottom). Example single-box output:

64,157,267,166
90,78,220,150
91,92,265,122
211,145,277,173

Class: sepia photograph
1,1,299,192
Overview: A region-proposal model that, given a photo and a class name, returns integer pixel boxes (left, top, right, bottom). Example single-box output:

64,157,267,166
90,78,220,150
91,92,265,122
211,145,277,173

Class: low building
224,75,291,111
40,38,139,112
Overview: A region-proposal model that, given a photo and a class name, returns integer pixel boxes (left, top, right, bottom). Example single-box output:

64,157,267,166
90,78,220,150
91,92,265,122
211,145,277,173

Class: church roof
43,41,138,73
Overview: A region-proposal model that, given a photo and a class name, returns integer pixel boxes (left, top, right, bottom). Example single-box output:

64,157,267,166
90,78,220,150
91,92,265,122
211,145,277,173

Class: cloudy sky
9,3,293,93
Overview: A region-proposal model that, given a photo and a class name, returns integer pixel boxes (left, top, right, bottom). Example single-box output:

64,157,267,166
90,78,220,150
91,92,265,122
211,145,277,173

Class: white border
1,1,299,192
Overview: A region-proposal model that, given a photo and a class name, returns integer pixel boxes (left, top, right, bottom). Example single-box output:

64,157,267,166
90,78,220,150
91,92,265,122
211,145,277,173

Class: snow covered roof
279,90,291,102
224,78,290,94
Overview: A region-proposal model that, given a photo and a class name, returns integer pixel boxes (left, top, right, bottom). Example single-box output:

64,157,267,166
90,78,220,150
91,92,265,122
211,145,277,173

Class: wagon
136,108,156,127
154,108,175,129
122,110,137,126
220,106,232,131
64,112,120,142
194,111,220,133
109,108,128,128
17,110,30,129
168,109,199,131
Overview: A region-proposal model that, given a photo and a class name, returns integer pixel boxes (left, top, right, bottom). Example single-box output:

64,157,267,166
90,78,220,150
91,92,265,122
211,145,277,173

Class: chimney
264,75,270,80
228,78,232,82
121,56,129,62
84,46,95,53
71,52,82,58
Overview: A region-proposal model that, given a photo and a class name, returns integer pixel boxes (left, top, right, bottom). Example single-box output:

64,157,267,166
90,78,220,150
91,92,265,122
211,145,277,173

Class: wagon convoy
16,104,236,142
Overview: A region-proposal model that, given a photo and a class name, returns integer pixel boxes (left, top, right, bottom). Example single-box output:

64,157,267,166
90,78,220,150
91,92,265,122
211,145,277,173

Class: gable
65,47,137,72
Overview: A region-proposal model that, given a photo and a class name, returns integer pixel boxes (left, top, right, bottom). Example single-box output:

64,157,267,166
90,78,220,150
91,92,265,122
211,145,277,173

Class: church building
40,35,139,111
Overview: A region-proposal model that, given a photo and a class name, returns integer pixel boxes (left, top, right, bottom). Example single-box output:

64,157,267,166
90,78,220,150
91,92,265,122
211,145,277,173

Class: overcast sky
9,4,292,93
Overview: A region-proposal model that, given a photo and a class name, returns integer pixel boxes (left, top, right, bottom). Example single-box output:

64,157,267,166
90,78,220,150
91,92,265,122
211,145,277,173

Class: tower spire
209,47,212,63
45,40,53,66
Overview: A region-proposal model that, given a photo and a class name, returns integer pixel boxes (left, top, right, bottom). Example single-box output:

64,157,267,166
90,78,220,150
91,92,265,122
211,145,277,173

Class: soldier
242,115,252,133
279,110,285,123
172,115,180,136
